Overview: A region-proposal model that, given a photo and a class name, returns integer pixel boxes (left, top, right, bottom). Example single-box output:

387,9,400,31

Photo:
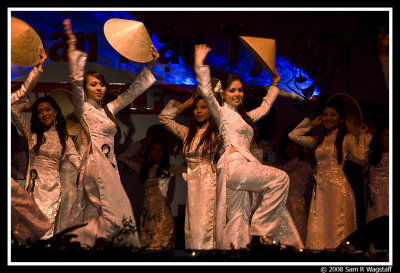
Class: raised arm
11,96,33,146
288,117,318,149
107,46,158,115
247,68,280,122
63,19,87,121
158,96,194,141
11,46,46,105
194,44,222,128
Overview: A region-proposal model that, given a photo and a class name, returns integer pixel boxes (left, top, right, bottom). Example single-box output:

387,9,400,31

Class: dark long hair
368,114,389,169
30,96,68,154
83,70,121,141
139,138,171,184
220,73,259,146
183,96,219,160
311,100,347,167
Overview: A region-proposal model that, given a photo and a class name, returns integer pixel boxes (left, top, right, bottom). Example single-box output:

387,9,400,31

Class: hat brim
327,93,363,138
49,88,82,136
66,117,82,136
49,89,74,117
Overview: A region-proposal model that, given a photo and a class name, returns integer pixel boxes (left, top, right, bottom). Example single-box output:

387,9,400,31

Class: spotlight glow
10,10,319,99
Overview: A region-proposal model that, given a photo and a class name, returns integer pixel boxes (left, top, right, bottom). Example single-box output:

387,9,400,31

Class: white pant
225,152,290,247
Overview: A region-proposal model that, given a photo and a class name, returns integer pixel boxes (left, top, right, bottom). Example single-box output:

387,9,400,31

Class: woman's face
193,99,210,124
36,101,57,128
322,106,344,132
150,142,164,163
221,79,243,107
85,75,106,103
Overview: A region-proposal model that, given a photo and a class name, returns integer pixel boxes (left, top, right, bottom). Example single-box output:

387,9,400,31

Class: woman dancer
365,114,389,223
10,48,53,243
63,19,158,248
119,137,186,250
288,99,371,250
194,44,303,250
11,47,81,239
159,93,219,250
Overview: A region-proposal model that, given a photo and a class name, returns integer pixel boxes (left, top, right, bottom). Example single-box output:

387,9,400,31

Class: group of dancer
10,18,389,253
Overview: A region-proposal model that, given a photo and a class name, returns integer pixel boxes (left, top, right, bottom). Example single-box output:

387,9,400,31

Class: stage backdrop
9,9,326,98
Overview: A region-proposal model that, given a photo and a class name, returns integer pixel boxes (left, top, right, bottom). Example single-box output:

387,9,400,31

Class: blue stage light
10,10,319,99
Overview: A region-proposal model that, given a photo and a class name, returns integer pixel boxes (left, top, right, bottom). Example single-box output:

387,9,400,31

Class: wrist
194,60,204,67
177,103,187,110
67,38,77,44
146,62,155,70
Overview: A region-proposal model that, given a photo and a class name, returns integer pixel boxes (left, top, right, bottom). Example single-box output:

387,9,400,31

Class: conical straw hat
327,93,363,138
49,88,82,136
65,115,82,137
49,89,74,117
104,18,153,63
239,36,276,74
11,16,43,67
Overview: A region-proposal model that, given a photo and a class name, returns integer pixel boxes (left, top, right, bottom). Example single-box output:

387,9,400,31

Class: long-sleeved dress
10,69,53,243
159,99,218,250
66,49,156,248
365,151,389,223
11,68,81,240
54,154,81,234
10,66,41,105
195,65,304,250
119,141,186,250
289,118,371,250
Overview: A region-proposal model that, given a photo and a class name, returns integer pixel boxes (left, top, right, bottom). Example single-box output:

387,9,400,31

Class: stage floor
10,242,389,264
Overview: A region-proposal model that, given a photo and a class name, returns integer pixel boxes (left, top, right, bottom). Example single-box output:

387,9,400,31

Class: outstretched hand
37,46,47,72
271,67,281,86
194,44,211,67
147,45,160,67
38,46,47,63
62,19,74,37
62,19,76,49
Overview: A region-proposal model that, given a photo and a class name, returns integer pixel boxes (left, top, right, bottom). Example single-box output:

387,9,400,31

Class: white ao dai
159,99,218,250
11,67,81,239
66,49,156,248
195,65,304,250
289,118,371,250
